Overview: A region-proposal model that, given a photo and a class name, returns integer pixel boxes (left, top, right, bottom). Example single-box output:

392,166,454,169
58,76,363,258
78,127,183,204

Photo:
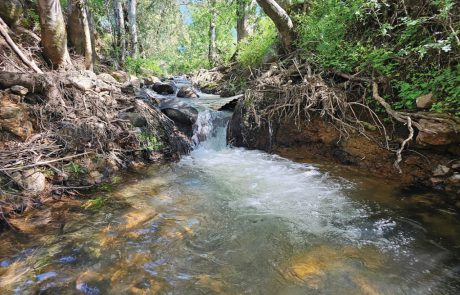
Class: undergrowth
237,17,278,67
294,0,460,115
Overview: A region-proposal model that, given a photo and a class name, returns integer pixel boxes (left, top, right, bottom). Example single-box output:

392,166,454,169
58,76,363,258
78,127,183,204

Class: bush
294,0,459,115
124,57,164,76
237,17,278,67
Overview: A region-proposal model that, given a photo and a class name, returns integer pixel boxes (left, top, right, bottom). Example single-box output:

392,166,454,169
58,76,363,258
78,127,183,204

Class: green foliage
138,132,162,151
82,196,106,210
237,17,278,67
125,57,164,76
295,0,460,115
65,162,85,174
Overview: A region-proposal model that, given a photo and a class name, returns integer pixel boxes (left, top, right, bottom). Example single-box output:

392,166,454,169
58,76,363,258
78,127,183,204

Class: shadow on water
1,78,459,294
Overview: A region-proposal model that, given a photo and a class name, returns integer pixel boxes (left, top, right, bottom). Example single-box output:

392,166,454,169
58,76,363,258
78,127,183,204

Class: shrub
237,17,278,67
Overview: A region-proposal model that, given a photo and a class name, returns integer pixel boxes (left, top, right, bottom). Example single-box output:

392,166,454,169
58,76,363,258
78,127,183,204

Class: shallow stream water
0,82,459,294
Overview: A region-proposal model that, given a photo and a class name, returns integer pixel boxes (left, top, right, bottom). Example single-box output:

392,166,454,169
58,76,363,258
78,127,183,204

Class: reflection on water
0,110,459,294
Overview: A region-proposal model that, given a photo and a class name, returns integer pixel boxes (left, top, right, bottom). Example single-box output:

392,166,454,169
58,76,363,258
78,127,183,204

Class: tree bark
113,0,126,62
68,0,93,71
127,0,138,58
237,0,255,43
37,0,72,68
208,0,217,67
256,0,294,51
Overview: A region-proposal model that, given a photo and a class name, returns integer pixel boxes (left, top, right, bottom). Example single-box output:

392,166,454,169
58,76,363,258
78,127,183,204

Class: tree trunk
127,0,138,58
208,0,217,67
37,0,72,68
113,0,126,62
256,0,294,51
67,0,93,71
237,0,255,43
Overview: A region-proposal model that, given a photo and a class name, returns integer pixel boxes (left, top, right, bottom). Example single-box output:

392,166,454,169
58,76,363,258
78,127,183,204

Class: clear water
0,95,459,294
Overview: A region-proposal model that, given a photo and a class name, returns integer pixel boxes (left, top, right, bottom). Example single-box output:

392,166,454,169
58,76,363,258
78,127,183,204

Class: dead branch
0,152,91,172
0,17,43,74
394,116,414,173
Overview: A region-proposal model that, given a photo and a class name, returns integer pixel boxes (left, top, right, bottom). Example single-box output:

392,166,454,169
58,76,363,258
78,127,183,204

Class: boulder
416,93,434,109
177,85,199,98
152,82,177,95
159,98,198,125
97,73,118,84
416,119,460,146
121,77,141,95
143,76,162,86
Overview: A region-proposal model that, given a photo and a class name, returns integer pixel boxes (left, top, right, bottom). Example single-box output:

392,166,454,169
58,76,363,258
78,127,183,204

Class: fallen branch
0,16,43,74
0,152,91,172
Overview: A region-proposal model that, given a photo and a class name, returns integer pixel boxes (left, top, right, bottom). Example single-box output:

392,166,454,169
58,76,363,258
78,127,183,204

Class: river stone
433,165,450,177
162,107,198,125
416,93,434,109
152,82,177,95
10,85,28,96
13,169,47,195
177,85,199,98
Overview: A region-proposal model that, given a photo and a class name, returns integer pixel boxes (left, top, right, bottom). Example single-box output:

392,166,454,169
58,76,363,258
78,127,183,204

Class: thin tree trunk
127,0,138,58
237,0,254,43
208,0,217,67
256,0,294,51
37,0,72,68
68,0,93,71
113,0,126,62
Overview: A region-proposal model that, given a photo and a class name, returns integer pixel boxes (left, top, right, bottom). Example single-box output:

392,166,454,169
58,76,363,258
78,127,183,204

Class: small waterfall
192,110,231,151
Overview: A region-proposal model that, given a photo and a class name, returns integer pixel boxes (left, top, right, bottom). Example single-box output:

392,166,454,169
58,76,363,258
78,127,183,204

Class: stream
0,80,460,294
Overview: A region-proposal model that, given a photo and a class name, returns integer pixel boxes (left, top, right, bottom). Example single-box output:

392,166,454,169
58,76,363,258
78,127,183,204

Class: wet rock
143,76,162,86
12,169,47,195
430,177,444,185
0,93,33,140
97,73,118,84
177,85,199,98
10,85,28,96
152,82,177,95
136,88,161,105
160,99,198,125
416,93,434,109
416,119,460,146
433,165,451,177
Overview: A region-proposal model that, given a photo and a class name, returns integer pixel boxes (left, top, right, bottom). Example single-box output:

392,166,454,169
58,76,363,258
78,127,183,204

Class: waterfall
191,110,232,151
